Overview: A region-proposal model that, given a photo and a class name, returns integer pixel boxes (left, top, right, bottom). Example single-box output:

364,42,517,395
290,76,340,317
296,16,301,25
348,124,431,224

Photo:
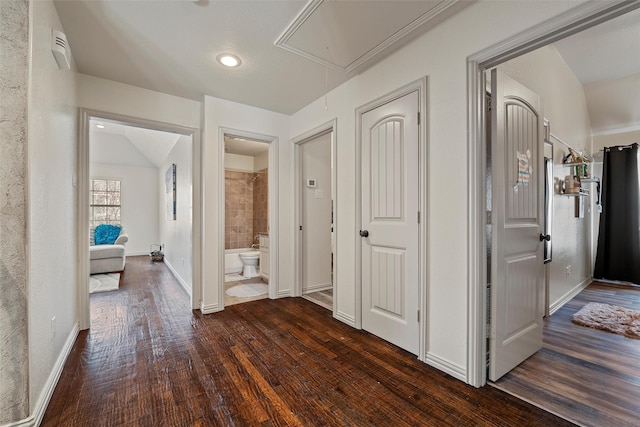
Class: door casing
292,119,337,316
355,78,428,361
467,1,640,387
78,108,202,330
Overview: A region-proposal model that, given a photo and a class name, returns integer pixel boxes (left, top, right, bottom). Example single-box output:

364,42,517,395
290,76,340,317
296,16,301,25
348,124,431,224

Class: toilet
239,251,260,278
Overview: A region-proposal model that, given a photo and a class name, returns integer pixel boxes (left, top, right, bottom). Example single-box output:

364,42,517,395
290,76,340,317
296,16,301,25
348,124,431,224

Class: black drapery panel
594,143,640,284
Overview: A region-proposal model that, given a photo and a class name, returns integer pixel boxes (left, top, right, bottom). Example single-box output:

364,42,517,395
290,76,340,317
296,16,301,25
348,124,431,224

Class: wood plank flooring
493,282,640,427
42,256,572,426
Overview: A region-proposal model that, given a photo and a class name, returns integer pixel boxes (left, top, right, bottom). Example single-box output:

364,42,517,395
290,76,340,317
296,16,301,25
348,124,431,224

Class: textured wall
0,0,29,422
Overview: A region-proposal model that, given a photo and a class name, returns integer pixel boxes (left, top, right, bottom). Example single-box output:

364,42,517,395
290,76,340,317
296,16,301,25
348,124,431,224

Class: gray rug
572,302,640,339
90,273,120,294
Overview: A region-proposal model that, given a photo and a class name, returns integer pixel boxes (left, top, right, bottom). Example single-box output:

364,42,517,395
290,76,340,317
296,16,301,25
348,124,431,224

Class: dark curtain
594,143,640,284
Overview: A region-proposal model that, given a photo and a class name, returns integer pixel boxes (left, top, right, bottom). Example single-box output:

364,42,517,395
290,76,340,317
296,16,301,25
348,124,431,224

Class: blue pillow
94,224,122,245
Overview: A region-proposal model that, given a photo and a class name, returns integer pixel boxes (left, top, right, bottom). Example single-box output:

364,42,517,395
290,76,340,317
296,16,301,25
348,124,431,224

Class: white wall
290,0,584,378
255,150,269,171
224,153,254,171
202,96,290,311
28,0,79,413
499,44,593,311
159,135,193,292
91,162,160,255
301,132,332,292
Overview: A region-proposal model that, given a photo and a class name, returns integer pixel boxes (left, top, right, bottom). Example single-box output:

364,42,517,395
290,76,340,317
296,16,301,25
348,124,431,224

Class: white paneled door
361,90,420,355
490,69,545,381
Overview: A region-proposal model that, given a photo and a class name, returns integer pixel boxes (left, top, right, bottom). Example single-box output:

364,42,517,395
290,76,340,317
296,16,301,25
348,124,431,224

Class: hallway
43,256,570,426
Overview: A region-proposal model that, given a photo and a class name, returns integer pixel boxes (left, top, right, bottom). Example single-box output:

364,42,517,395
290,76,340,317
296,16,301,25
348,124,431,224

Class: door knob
360,230,369,238
539,234,551,242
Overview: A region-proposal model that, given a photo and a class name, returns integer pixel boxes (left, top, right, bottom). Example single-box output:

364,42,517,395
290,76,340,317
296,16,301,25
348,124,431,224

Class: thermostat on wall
307,179,317,188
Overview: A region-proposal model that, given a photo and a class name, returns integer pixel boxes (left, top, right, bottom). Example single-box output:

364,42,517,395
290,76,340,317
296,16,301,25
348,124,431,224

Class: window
90,178,121,228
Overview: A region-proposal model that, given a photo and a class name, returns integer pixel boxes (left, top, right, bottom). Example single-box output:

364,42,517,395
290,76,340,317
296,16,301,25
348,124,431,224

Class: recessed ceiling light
95,124,105,129
216,53,242,68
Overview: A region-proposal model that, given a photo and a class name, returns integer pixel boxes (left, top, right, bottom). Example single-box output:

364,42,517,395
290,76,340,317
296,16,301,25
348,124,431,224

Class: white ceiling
53,0,471,115
57,1,640,132
553,7,640,135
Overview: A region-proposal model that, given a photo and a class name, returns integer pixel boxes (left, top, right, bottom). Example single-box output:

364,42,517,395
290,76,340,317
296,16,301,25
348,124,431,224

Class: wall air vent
51,29,71,70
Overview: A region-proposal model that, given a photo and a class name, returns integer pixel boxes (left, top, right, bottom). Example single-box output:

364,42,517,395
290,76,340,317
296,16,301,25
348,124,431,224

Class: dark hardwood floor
493,282,640,427
43,256,572,426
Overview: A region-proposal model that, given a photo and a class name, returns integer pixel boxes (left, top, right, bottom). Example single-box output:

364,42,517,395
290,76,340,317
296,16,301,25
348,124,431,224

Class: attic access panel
276,0,464,73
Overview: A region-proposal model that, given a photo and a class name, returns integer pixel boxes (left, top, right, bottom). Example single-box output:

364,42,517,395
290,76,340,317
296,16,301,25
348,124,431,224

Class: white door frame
355,78,428,361
292,119,337,315
218,127,279,305
466,1,639,387
78,108,202,330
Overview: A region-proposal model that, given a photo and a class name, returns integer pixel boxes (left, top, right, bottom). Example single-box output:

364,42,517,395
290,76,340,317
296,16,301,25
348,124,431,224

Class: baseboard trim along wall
200,302,221,314
164,258,191,298
335,311,356,327
426,352,467,382
549,277,591,315
1,322,83,427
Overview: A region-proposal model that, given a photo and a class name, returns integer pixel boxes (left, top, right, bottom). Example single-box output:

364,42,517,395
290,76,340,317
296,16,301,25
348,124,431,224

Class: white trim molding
292,118,338,317
426,352,467,383
466,0,640,388
549,277,591,315
164,258,192,298
78,109,202,329
11,322,80,427
218,128,279,307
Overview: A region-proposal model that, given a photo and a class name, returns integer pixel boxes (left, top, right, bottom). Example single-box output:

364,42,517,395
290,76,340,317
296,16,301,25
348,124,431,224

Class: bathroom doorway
223,134,271,306
293,120,337,312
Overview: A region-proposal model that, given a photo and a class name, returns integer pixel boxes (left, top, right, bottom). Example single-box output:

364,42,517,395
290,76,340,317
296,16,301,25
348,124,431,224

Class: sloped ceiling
90,121,181,168
553,8,640,135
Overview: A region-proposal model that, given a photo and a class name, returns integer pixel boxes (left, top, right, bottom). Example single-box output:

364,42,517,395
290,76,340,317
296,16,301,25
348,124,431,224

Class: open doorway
293,120,337,313
469,1,640,424
218,128,277,308
78,109,201,329
222,135,271,306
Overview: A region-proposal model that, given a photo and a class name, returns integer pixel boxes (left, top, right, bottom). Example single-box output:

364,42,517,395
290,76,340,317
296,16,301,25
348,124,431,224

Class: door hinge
486,211,492,225
417,211,421,224
417,309,420,323
417,112,421,125
486,322,491,338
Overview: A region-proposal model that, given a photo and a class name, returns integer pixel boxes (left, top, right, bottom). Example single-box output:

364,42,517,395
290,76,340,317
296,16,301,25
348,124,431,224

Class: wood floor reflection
42,256,571,426
493,282,640,426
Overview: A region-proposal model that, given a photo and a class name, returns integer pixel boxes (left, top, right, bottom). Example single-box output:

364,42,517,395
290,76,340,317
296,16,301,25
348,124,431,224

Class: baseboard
335,311,356,327
549,277,591,315
425,352,467,382
164,258,191,298
1,415,33,427
125,251,150,257
200,302,222,314
276,289,290,298
6,322,81,427
302,283,332,293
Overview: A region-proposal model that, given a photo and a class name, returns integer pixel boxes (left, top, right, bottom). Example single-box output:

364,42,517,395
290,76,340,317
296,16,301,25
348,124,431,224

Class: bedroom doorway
79,109,201,330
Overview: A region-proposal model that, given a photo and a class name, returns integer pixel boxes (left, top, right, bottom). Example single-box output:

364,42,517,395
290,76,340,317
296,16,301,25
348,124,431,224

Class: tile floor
224,272,269,306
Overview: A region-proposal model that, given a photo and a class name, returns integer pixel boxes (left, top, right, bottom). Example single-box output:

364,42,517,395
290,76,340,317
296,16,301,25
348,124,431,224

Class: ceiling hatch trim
275,0,464,74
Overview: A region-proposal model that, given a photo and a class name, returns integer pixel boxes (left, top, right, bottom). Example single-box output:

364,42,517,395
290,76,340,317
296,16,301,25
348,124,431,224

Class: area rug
225,283,268,298
89,273,120,294
572,302,640,339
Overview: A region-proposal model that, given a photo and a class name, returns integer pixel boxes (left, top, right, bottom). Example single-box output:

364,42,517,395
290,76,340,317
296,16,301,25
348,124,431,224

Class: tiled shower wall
225,168,268,249
253,168,268,236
